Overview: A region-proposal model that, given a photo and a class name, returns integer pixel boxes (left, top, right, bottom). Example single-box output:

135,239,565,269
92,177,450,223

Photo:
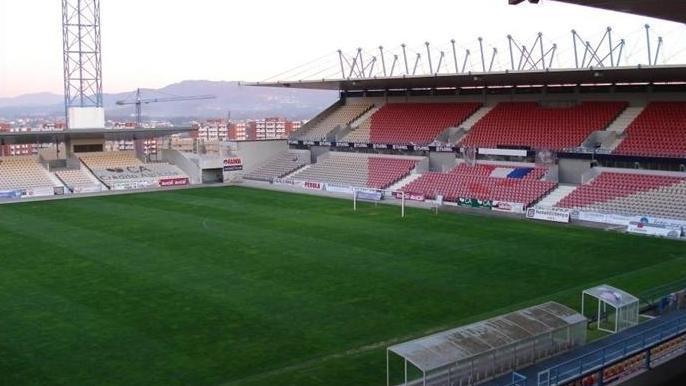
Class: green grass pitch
1,186,685,386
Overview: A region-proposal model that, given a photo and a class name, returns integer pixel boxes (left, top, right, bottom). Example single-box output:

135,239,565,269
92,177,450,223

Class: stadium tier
614,102,686,158
289,152,418,189
80,151,144,169
556,172,686,220
367,102,481,145
79,152,188,189
296,103,372,141
340,117,372,143
243,152,309,182
0,157,58,191
55,169,99,189
402,162,556,206
459,101,627,150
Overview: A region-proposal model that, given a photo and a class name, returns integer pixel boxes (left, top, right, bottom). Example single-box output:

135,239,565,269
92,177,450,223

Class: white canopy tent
582,285,640,333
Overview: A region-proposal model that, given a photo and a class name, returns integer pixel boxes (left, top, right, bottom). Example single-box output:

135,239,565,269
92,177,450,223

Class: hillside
0,80,337,121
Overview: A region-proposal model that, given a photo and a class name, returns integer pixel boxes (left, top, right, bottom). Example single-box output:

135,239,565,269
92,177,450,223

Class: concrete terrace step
537,184,578,208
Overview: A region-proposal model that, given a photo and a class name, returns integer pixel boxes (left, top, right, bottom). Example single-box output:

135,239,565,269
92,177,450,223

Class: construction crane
116,88,216,127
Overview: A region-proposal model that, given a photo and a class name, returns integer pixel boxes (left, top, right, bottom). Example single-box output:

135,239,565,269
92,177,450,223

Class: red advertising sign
223,158,243,171
159,177,190,187
393,191,425,201
303,181,322,190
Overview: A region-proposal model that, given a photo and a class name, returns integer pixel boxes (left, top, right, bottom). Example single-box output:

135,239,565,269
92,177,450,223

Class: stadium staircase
602,106,645,151
536,185,578,208
289,100,343,140
458,105,493,130
387,172,423,193
340,105,381,143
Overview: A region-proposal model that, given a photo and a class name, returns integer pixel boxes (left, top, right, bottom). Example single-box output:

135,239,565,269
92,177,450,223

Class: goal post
352,187,405,217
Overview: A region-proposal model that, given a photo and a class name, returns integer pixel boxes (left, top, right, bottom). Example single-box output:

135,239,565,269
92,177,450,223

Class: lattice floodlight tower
62,0,105,129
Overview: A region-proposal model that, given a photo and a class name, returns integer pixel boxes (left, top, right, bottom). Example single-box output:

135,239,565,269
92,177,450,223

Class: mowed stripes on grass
0,186,684,386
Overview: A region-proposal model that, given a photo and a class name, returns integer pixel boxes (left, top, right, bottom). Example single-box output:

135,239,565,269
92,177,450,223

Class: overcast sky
0,0,684,97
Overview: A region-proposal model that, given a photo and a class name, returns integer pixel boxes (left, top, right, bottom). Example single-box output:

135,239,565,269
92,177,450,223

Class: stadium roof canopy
387,302,585,372
248,65,686,92
0,127,195,146
548,0,686,24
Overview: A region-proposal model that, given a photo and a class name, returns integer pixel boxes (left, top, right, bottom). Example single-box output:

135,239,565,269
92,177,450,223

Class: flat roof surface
550,0,686,24
388,302,585,372
248,66,686,91
0,127,195,145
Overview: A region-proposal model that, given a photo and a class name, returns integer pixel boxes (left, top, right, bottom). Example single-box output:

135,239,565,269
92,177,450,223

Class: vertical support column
572,30,580,68
478,37,486,72
645,24,652,65
379,46,387,77
338,50,346,78
402,44,409,75
451,39,459,74
425,42,433,74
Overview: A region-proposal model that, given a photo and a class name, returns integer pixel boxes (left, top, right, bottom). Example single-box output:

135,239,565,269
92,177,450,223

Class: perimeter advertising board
223,158,243,172
526,207,570,223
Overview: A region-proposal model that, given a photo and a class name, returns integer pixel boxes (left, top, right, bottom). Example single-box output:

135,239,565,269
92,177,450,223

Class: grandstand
365,103,480,145
243,151,310,182
401,161,556,206
296,103,373,141
0,156,59,195
459,101,627,151
614,102,686,158
288,152,421,189
557,171,686,220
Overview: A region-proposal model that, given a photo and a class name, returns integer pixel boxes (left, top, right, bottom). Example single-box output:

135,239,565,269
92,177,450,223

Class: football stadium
2,1,686,386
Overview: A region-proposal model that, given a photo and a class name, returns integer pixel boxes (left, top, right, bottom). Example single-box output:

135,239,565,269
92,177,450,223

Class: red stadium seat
614,102,686,158
459,102,627,151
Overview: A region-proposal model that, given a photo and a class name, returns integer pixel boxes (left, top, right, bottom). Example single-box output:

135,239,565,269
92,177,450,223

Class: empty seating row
401,162,554,205
401,172,556,206
55,169,97,188
296,104,371,141
460,102,627,151
556,172,686,220
0,157,56,190
243,152,308,182
289,153,417,189
450,163,547,180
368,103,481,145
614,102,686,158
80,151,144,169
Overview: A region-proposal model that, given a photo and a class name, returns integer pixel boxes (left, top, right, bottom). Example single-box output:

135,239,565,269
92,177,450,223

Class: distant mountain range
0,80,338,121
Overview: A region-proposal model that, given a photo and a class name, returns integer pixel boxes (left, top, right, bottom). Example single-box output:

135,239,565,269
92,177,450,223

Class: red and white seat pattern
613,102,686,158
290,153,417,189
368,103,481,145
556,172,686,220
401,163,555,206
459,102,627,151
368,158,417,189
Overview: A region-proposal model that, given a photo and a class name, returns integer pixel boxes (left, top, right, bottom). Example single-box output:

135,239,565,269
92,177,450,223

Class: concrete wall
161,149,202,184
222,140,288,182
559,158,594,184
309,145,330,163
429,152,457,172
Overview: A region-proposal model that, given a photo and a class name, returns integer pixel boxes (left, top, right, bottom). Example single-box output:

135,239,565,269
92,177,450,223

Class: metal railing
537,314,686,386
